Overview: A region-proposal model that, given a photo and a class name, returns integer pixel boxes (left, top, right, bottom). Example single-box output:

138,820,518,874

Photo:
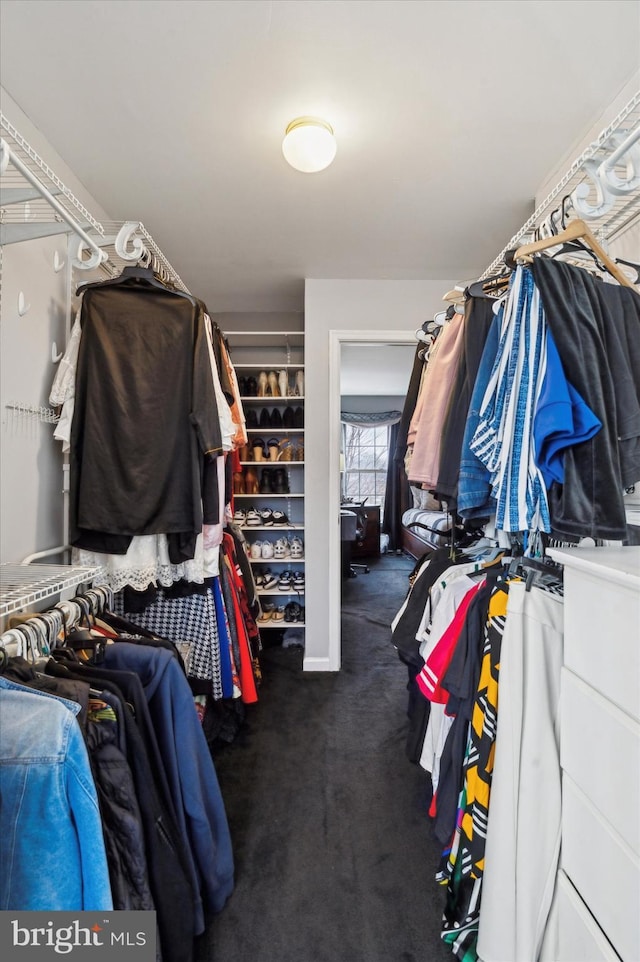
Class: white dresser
547,547,640,962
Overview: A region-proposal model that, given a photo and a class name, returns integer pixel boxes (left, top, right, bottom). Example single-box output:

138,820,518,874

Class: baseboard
303,655,340,673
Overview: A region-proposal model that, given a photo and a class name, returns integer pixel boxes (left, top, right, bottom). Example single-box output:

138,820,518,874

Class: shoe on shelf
257,602,275,623
293,407,304,428
233,471,246,494
254,572,265,588
270,407,283,429
245,409,258,429
245,508,261,526
271,510,289,525
279,438,293,461
249,540,263,559
294,439,304,461
267,438,280,462
262,569,278,590
278,571,293,591
290,536,304,558
233,508,246,525
273,537,290,560
257,371,268,397
259,408,271,429
259,509,274,526
295,370,304,397
238,442,251,461
238,376,247,396
261,540,275,559
268,371,280,397
284,601,303,623
246,377,258,397
272,469,289,494
244,467,259,494
252,438,266,461
283,406,295,428
278,370,288,398
271,605,285,622
260,468,274,493
292,572,305,591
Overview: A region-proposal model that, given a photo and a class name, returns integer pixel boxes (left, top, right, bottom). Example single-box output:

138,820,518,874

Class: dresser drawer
556,870,621,962
549,547,640,720
561,669,640,855
562,775,640,962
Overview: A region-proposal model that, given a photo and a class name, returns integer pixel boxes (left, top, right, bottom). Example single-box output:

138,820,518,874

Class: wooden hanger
442,285,466,304
514,219,634,288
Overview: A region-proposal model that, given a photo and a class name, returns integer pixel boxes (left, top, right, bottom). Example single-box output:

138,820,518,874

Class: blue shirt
534,326,602,488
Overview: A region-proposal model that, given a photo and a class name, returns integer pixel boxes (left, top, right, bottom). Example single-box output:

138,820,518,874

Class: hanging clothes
531,257,640,541
408,310,466,489
477,582,564,962
70,283,222,559
0,676,113,912
435,295,496,508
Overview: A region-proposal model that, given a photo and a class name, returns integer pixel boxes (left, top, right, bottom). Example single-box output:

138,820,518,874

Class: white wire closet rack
0,563,105,618
0,113,190,292
481,91,640,280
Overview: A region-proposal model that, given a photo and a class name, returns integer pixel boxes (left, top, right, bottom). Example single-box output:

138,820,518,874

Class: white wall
0,88,112,563
303,279,455,671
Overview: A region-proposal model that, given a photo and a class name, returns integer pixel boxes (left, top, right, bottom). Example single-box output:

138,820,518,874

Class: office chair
350,505,370,577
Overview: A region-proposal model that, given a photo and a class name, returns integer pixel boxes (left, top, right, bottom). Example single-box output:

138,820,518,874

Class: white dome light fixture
282,117,337,173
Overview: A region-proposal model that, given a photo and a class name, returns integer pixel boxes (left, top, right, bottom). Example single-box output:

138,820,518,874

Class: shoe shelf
235,363,304,369
249,557,305,563
256,589,305,597
235,493,304,499
240,524,304,531
240,395,305,401
258,621,306,629
240,460,304,466
228,327,305,644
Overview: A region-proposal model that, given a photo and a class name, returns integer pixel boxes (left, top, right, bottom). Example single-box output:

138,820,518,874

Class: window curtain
340,411,408,549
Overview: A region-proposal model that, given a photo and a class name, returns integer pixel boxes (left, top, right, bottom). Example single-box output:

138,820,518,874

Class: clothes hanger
76,264,198,306
466,272,512,300
442,285,466,305
514,218,634,288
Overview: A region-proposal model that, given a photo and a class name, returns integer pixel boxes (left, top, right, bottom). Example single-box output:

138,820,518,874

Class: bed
400,507,452,560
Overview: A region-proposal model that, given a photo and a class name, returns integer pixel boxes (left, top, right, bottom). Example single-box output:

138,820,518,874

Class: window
342,423,389,513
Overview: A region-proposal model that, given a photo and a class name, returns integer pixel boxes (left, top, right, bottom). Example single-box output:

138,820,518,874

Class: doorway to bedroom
330,332,417,662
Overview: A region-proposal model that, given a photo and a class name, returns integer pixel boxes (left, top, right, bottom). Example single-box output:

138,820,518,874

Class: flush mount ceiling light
282,117,337,173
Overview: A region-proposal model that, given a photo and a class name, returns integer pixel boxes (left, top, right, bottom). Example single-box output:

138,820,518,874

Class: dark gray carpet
196,553,452,962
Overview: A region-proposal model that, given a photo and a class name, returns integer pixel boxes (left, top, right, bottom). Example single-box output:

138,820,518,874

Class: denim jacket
0,676,113,910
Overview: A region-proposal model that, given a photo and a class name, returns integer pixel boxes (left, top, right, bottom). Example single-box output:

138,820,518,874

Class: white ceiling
1,0,639,313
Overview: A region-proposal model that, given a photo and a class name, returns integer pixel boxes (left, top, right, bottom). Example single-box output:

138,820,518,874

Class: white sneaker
250,541,263,560
261,540,274,559
290,536,304,559
273,537,290,560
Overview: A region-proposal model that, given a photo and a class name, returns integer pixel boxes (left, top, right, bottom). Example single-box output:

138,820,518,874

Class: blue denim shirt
457,309,501,519
0,676,113,910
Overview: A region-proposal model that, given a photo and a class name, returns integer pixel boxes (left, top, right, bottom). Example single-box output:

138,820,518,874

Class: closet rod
480,90,640,280
1,136,107,270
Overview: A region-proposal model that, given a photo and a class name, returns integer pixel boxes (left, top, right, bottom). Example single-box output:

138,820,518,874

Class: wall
303,279,456,670
0,88,112,563
340,395,405,414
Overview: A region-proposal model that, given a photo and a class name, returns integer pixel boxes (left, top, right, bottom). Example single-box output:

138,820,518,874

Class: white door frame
328,328,416,671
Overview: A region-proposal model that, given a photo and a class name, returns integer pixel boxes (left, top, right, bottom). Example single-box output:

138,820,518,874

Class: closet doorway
328,330,416,666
